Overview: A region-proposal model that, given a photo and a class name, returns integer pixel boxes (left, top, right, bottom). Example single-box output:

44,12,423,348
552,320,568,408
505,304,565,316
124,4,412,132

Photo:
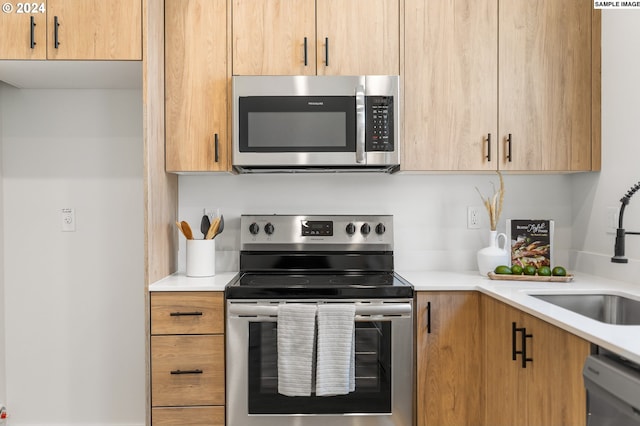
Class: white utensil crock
186,239,216,277
477,230,509,276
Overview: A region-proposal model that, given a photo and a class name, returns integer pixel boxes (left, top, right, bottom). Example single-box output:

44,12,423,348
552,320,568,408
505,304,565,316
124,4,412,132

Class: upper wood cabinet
402,0,600,172
232,0,400,76
482,295,590,426
0,0,142,60
165,0,230,172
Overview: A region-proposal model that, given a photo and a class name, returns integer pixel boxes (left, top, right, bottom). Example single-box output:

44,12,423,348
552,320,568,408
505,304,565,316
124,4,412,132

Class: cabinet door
232,0,316,75
417,292,483,426
47,0,141,60
0,1,47,59
165,0,229,172
402,0,497,171
483,295,525,426
524,312,589,426
483,295,591,426
316,0,399,76
499,0,593,171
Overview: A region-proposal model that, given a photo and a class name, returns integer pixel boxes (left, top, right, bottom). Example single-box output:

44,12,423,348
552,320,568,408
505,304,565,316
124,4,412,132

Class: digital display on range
301,220,333,236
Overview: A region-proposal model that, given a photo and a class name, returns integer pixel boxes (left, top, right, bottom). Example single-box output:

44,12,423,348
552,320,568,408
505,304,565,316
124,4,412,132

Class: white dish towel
315,303,356,396
277,303,318,396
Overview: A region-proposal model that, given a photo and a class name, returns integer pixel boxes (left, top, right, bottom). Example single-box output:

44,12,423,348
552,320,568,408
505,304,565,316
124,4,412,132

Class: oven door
226,300,413,426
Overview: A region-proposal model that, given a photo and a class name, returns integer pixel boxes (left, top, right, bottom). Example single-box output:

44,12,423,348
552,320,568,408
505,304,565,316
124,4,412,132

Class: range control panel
241,214,394,251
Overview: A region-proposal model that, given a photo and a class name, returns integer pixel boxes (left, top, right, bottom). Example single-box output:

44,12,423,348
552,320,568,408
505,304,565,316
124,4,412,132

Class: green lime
511,265,523,275
537,266,552,276
523,265,537,276
494,265,512,275
552,266,567,276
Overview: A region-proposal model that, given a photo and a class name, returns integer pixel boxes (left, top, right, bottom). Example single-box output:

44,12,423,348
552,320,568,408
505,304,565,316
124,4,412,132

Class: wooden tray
487,272,574,283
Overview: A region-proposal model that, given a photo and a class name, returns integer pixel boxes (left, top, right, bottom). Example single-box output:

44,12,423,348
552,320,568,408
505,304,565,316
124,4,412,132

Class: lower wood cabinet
150,292,225,426
416,291,484,426
151,406,225,426
482,295,590,426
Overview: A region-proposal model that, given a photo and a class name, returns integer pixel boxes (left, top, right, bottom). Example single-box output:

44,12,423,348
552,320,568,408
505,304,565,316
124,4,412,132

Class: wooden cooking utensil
175,221,186,238
180,220,194,240
205,217,221,240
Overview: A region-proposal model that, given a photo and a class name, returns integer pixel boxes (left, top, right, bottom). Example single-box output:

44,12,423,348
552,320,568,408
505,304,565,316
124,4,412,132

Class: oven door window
238,96,356,153
248,321,392,415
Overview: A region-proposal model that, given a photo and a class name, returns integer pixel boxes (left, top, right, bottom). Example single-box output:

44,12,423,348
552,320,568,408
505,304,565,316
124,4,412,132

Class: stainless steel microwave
232,75,400,173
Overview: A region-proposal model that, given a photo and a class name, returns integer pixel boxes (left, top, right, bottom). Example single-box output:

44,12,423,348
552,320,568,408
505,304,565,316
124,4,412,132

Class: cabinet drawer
151,292,224,335
151,335,225,406
152,406,224,425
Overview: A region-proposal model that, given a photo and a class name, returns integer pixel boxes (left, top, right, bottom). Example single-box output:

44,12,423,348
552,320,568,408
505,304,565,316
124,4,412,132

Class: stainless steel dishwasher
583,352,640,426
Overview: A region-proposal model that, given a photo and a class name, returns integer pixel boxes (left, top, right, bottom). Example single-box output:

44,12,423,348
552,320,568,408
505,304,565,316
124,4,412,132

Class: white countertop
149,269,640,363
149,271,237,292
400,270,640,364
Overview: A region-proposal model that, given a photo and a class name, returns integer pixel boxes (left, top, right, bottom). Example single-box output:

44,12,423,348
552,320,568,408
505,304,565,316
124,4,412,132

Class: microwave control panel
366,96,394,152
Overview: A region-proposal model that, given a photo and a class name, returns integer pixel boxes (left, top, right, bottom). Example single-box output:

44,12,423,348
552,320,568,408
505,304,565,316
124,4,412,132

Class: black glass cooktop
225,272,414,299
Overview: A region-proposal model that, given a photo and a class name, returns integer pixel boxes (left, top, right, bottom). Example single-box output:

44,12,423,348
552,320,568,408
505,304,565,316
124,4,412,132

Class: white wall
570,10,640,282
179,173,575,273
0,82,5,406
1,86,144,425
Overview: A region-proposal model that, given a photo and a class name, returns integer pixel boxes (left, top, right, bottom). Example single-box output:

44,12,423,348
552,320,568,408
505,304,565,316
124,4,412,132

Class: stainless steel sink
531,293,640,325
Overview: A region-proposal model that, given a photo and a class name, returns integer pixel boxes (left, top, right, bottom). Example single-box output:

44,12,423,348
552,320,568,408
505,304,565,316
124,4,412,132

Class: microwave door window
239,96,356,152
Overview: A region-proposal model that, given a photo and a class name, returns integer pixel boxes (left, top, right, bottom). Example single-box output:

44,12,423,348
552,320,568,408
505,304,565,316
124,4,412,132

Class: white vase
477,230,509,276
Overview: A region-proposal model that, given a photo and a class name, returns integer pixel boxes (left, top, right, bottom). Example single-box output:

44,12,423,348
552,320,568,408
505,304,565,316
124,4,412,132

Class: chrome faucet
612,181,640,263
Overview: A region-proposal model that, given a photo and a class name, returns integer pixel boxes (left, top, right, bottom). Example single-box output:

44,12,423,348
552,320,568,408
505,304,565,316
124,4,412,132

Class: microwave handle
356,85,366,164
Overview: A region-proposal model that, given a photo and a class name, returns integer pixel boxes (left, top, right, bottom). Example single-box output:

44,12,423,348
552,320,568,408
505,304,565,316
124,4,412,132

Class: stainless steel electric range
225,214,414,426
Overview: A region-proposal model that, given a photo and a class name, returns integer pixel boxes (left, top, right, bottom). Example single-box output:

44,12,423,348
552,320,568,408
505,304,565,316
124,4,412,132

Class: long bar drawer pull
169,311,203,317
170,369,203,375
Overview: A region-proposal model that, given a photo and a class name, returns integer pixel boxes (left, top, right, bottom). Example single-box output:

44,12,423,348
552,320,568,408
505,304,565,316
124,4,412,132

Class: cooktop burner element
225,214,413,300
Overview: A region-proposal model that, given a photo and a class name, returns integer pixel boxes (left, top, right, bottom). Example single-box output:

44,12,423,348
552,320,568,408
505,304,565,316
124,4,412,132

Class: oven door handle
227,302,412,318
355,84,366,164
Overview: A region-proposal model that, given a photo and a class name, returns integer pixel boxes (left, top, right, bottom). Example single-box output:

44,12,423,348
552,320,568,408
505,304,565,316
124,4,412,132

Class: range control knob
264,222,275,235
346,223,356,235
376,223,386,235
361,223,371,235
249,223,260,235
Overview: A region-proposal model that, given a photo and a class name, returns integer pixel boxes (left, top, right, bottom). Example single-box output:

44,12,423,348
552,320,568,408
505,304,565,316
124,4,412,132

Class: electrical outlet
606,206,618,234
467,206,481,229
61,208,75,232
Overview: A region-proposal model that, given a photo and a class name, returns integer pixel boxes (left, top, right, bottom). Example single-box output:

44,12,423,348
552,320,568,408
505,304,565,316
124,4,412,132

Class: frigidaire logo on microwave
308,101,324,106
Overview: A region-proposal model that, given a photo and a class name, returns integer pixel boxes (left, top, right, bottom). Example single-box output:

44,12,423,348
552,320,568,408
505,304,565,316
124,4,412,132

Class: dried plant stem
476,171,505,231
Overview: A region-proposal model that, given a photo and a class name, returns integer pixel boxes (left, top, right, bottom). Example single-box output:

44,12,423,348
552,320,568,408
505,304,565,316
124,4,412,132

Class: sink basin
531,293,640,325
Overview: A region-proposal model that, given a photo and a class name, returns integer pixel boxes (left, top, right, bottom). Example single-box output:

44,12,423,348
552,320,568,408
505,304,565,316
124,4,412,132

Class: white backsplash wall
1,86,145,424
179,173,574,273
